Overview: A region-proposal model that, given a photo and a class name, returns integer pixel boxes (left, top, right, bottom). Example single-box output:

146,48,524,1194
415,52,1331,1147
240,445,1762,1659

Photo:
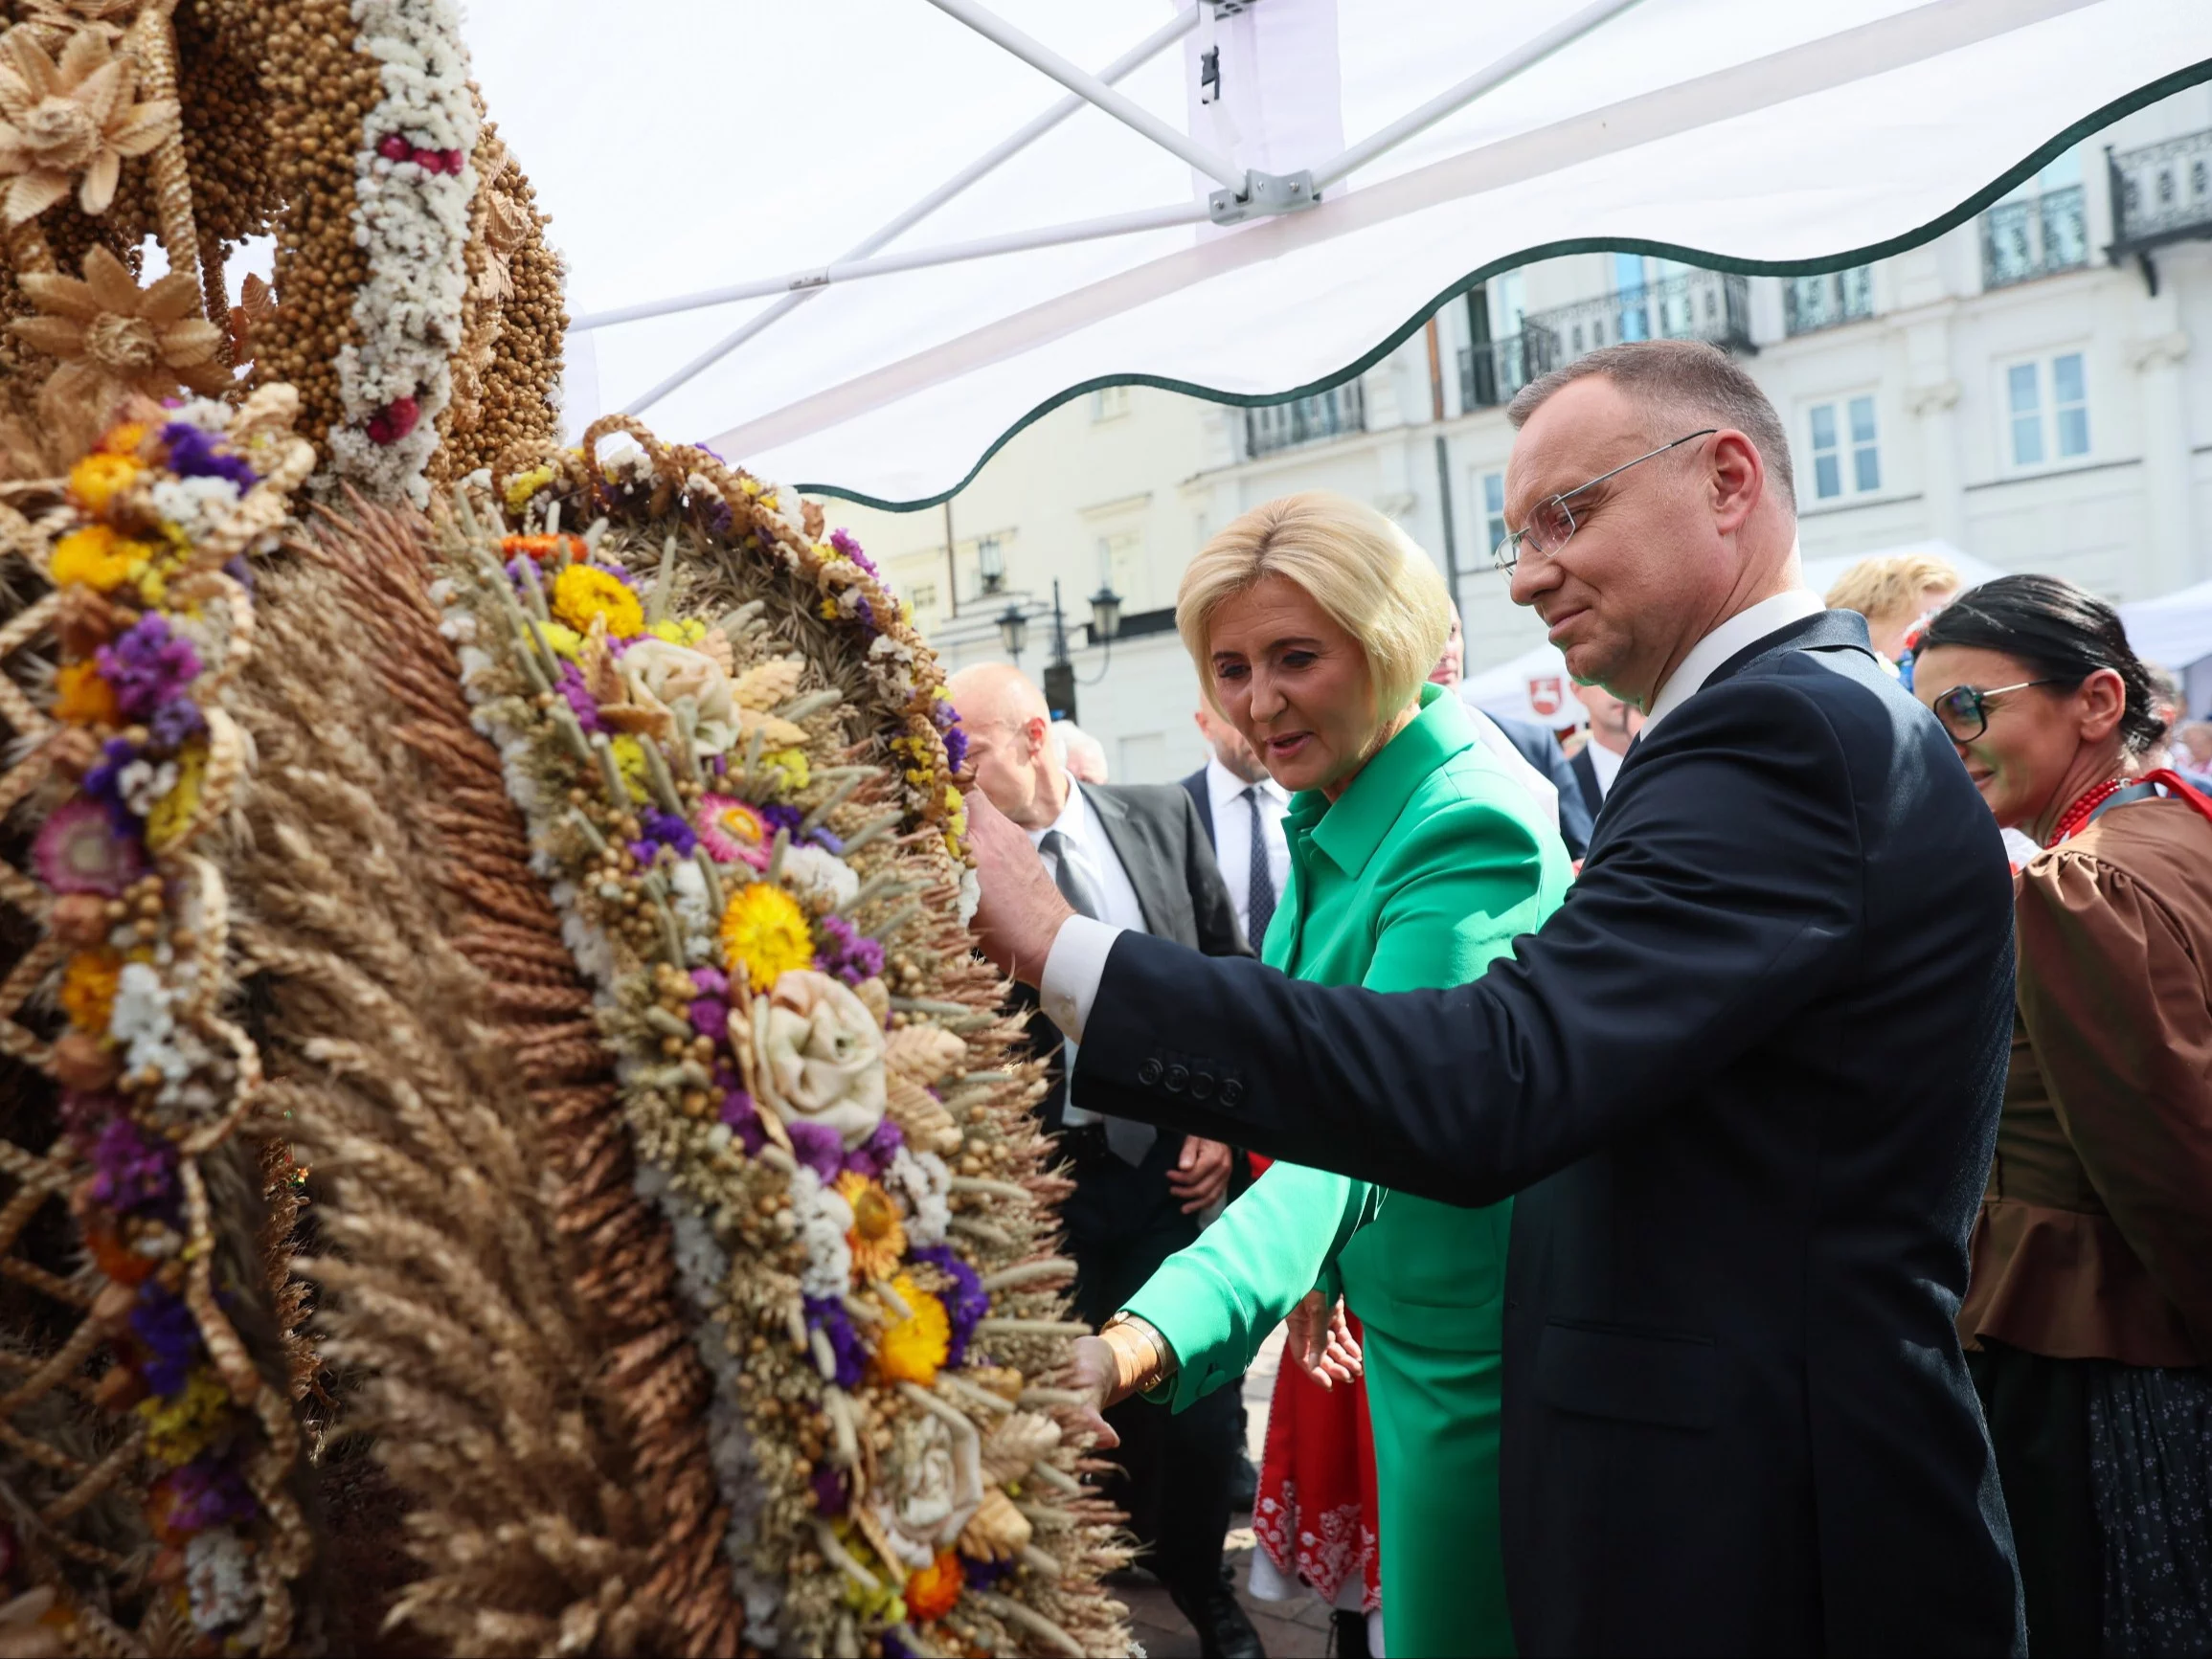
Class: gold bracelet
1097,1312,1178,1404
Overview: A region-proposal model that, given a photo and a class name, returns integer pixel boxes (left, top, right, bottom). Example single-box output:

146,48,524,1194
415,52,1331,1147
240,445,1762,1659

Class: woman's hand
1284,1290,1363,1389
1064,1335,1122,1449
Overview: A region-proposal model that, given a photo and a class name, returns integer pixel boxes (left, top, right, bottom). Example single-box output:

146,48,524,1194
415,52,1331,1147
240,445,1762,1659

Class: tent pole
575,201,1208,334
918,0,1245,190
1312,0,1643,191
619,6,1199,416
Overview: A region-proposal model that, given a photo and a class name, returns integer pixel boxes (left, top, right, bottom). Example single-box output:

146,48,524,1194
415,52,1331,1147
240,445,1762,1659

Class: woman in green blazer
1072,492,1570,1657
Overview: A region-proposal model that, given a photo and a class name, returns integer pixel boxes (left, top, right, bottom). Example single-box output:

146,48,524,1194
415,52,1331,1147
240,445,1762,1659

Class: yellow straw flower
836,1171,907,1282
874,1274,951,1386
138,1368,231,1465
58,948,122,1033
503,462,555,512
649,617,707,647
67,452,139,513
144,738,207,852
49,523,146,593
550,562,643,638
763,748,811,794
608,734,652,802
531,619,583,661
100,421,148,458
53,661,118,727
717,883,814,992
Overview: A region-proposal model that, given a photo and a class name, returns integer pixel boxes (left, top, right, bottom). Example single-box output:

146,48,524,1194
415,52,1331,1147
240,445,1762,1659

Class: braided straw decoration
128,0,209,324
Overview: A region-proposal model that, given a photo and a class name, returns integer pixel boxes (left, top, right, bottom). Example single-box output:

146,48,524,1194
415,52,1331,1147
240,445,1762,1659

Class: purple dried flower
221,555,255,594
148,699,205,750
758,802,804,841
716,1072,766,1155
690,966,728,998
804,1295,867,1390
850,594,877,637
844,1117,903,1181
914,1244,988,1367
158,423,258,490
638,808,696,858
88,1116,175,1213
810,1462,849,1517
688,996,727,1042
963,1553,1017,1590
940,722,969,774
80,736,142,831
828,528,879,579
97,615,202,722
787,1120,843,1183
128,1284,201,1396
553,661,604,734
812,912,885,988
160,1455,257,1531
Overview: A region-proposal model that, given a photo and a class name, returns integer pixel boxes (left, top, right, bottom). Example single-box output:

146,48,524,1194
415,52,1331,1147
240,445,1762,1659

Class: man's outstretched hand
965,788,1075,987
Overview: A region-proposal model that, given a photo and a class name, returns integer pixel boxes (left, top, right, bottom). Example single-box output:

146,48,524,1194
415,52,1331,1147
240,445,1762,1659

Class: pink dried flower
32,797,143,894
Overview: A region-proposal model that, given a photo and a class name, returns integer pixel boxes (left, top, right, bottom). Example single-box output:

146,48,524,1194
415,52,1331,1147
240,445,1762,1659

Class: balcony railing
1980,185,2088,287
1457,330,1557,411
1784,267,1874,335
2109,128,2212,259
1244,380,1366,459
1521,269,1753,364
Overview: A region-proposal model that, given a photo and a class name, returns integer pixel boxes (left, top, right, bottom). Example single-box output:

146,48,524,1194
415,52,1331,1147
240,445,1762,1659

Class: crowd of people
957,338,2210,1658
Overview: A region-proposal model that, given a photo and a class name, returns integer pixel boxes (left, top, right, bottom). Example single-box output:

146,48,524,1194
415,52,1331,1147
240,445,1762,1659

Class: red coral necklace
2045,770,2212,847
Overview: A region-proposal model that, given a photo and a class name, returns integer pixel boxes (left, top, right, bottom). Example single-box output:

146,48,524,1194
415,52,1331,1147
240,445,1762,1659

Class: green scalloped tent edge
802,55,2212,514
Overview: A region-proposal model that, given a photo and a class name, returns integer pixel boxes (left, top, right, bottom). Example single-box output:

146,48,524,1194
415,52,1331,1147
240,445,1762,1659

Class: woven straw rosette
0,0,1131,1654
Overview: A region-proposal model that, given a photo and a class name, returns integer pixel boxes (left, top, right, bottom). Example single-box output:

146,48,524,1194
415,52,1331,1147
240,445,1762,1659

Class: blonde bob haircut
1177,491,1452,722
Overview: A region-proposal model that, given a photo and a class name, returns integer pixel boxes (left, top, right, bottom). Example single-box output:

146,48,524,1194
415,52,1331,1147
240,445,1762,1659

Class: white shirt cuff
1039,915,1122,1045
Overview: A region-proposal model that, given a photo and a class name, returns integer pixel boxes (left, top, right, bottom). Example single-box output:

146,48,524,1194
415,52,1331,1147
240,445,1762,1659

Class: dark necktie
1244,786,1277,951
1037,828,1153,1164
1039,828,1099,921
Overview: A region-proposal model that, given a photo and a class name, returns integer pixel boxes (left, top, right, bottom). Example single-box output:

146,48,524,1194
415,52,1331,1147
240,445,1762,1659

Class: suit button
1163,1064,1189,1093
1137,1058,1163,1087
1189,1071,1215,1101
1219,1078,1245,1108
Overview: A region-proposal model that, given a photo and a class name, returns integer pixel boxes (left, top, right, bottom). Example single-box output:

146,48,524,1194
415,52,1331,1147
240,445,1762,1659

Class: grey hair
1506,338,1796,513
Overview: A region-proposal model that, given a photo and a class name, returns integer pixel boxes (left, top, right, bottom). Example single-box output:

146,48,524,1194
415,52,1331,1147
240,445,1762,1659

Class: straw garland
441,423,1133,1655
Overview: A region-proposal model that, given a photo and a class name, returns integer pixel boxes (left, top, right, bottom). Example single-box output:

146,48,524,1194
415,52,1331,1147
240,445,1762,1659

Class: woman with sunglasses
1912,574,2212,1657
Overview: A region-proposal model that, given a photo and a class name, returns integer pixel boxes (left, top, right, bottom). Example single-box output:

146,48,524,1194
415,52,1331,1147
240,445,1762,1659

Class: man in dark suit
1566,678,1642,824
946,664,1262,1659
962,343,2024,1655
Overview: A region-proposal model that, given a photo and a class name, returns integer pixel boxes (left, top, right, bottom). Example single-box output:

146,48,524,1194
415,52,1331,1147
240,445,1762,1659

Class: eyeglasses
1929,679,2067,743
1492,429,1719,573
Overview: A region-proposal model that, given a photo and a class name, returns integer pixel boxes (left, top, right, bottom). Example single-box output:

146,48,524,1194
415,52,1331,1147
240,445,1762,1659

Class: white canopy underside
465,1,2212,507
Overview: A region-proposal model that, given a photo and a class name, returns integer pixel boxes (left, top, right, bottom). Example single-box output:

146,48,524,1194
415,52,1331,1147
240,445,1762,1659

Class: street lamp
995,604,1028,662
1088,585,1123,643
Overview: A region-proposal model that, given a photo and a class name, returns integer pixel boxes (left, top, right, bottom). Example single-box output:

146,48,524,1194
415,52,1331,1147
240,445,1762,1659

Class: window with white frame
1090,385,1131,422
2005,352,2090,468
908,581,937,616
1806,395,1882,502
1480,472,1507,558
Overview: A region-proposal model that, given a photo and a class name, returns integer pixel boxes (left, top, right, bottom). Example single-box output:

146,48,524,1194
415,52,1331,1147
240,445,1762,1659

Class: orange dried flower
52,659,117,726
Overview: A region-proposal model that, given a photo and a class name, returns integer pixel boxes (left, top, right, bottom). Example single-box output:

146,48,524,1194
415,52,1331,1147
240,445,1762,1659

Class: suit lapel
1181,770,1216,849
1081,784,1169,934
1704,608,1874,691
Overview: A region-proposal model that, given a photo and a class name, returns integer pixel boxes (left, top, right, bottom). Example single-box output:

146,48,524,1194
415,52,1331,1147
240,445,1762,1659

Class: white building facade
830,85,2212,784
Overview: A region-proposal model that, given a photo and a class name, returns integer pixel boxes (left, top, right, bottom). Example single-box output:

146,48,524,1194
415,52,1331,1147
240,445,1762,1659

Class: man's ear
1709,429,1766,533
1022,714,1050,760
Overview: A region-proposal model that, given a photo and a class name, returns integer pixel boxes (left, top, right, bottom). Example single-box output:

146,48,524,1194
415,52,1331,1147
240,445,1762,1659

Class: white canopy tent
463,1,2212,506
1461,543,2007,724
2120,580,2212,718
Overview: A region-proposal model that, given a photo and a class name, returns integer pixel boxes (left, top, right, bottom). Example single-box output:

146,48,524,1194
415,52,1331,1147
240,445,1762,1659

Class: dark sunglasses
1930,679,2067,743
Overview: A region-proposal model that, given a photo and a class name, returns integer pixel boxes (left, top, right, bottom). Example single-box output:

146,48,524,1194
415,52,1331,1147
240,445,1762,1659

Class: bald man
946,665,1261,1658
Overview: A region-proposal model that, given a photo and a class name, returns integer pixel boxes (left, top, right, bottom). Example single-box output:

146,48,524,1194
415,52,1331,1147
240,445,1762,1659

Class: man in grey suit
947,664,1262,1659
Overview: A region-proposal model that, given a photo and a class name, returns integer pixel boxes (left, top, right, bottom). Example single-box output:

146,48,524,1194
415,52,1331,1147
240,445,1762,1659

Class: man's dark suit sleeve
1071,679,1864,1206
1533,728,1594,860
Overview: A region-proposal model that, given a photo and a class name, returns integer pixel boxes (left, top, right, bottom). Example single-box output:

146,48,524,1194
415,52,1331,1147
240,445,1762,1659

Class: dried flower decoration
0,26,178,222
12,244,228,409
226,272,275,367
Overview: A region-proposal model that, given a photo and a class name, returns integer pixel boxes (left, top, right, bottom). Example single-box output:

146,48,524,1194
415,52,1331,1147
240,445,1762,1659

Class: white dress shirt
1204,758,1291,945
1028,783,1146,1124
1586,739,1624,797
1037,588,1828,1046
1641,589,1825,731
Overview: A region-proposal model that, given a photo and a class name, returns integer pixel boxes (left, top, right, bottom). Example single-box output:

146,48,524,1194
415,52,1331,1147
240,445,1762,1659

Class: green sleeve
1364,773,1568,994
1122,1160,1370,1412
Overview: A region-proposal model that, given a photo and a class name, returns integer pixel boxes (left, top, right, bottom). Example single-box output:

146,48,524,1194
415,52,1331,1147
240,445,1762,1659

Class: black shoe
1170,1579,1266,1659
1331,1608,1372,1658
1230,1447,1259,1513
